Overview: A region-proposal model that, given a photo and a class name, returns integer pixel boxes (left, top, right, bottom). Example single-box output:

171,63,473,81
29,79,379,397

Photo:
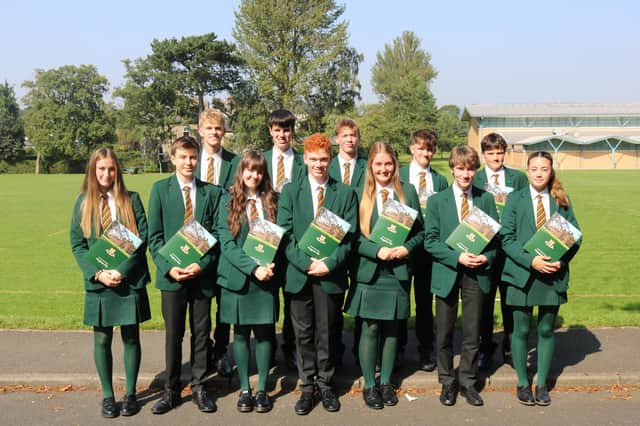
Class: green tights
511,306,559,387
232,324,273,392
93,325,141,398
359,318,398,389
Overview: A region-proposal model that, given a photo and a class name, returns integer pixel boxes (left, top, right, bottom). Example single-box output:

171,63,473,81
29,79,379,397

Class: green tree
0,81,25,161
436,104,467,153
370,31,438,151
22,65,115,173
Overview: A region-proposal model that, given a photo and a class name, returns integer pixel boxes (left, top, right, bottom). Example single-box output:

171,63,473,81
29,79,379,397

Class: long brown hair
228,150,278,236
527,151,569,208
360,142,405,237
79,148,138,238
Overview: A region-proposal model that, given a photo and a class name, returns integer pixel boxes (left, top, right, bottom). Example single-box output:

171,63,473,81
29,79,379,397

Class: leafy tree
22,65,115,172
0,81,25,161
436,104,467,153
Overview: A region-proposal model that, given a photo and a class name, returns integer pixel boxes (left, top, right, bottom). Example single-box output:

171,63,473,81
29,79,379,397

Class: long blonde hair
360,142,405,237
79,148,138,238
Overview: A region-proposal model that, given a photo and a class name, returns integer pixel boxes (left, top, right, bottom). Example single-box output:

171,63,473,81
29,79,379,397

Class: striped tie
316,186,324,216
460,192,469,221
100,194,112,231
183,186,193,224
492,174,500,186
535,194,546,229
276,154,285,189
343,161,351,185
207,156,215,184
248,199,259,223
380,189,389,205
418,171,427,194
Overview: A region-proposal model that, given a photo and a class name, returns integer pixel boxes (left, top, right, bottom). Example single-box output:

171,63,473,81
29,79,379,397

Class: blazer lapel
169,175,186,220
352,159,366,188
300,179,314,224
323,178,338,213
194,180,207,223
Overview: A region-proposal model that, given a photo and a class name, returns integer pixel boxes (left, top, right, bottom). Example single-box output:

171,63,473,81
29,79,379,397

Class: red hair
304,133,331,155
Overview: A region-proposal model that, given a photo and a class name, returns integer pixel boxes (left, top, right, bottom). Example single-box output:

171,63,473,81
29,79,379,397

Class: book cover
86,221,143,269
369,198,418,247
446,206,501,255
418,188,437,219
158,219,218,268
524,212,582,261
242,218,285,266
484,184,513,220
298,207,351,259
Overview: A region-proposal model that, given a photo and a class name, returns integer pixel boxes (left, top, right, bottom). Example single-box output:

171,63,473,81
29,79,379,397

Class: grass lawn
1,166,639,330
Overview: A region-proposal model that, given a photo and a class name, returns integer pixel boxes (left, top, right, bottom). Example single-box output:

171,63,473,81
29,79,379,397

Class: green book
298,207,351,260
418,188,437,219
484,184,513,221
159,219,218,268
369,198,418,247
86,221,143,269
446,206,501,255
242,218,285,266
524,212,582,262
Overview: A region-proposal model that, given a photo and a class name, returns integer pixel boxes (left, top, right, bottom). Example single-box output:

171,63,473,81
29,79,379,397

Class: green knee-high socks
359,319,398,388
121,325,141,396
233,325,273,392
93,327,114,398
379,320,398,386
536,306,559,387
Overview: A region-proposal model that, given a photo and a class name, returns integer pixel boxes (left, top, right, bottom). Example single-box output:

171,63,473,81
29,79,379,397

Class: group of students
70,108,581,418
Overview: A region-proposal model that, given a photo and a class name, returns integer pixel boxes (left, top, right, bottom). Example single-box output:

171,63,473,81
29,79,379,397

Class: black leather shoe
321,389,340,412
535,385,551,406
517,385,535,406
439,383,457,406
120,394,139,416
419,351,436,372
294,391,314,415
101,397,119,418
363,386,383,409
380,384,398,406
477,351,491,371
255,390,272,413
192,389,216,413
237,390,253,413
151,390,180,415
460,385,484,406
284,350,297,371
215,353,233,378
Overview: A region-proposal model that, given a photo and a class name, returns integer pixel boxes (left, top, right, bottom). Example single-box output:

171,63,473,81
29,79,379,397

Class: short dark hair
480,133,507,153
411,129,438,150
170,135,200,155
268,109,296,129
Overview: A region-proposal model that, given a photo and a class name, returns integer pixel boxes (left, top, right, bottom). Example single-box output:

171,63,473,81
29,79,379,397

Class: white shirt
529,186,551,222
200,150,222,184
272,147,295,188
484,167,505,187
409,160,434,193
177,177,197,215
337,155,356,184
452,184,473,222
246,193,265,221
375,183,395,213
308,176,328,217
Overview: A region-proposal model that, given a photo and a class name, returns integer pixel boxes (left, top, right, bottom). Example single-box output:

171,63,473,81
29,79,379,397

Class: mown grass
0,166,638,330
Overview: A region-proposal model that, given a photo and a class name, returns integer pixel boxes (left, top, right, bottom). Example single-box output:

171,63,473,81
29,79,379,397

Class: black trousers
435,272,483,388
212,290,230,357
479,251,512,354
289,281,343,393
412,260,435,354
161,287,211,392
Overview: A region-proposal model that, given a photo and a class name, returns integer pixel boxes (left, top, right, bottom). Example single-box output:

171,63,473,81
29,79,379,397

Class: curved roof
463,103,640,120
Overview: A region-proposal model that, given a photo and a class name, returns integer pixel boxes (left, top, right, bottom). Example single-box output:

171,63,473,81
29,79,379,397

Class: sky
2,0,640,110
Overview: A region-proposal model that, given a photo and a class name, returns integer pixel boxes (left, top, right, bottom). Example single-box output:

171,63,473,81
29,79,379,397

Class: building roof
462,103,640,120
498,131,640,146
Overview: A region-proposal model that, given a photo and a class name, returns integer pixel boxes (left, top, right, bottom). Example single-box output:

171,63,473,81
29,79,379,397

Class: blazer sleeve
277,184,313,273
322,189,359,271
500,192,537,269
114,192,149,286
69,194,104,292
147,182,173,278
216,194,259,276
194,186,221,273
558,198,582,264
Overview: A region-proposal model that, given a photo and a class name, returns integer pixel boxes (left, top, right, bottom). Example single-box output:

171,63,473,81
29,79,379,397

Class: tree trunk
35,151,40,174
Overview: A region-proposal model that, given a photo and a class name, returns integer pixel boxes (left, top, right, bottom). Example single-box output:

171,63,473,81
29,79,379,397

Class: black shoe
151,390,180,414
321,389,340,412
363,386,383,409
215,353,233,378
294,391,314,415
101,397,119,418
192,389,216,413
237,390,253,413
517,385,535,406
535,385,551,406
460,385,484,406
419,351,436,372
120,394,139,416
477,351,491,371
380,384,398,406
439,383,457,406
284,350,297,371
255,391,272,413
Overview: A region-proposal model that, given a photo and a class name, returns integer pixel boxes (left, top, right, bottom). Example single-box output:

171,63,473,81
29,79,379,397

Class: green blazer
147,175,223,296
277,176,359,294
356,183,424,284
500,187,581,293
264,148,306,187
195,147,238,190
70,191,150,292
329,156,368,199
473,166,528,191
398,165,449,193
423,186,499,298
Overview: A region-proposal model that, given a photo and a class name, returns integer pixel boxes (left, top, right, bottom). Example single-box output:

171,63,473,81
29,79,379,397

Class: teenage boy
424,145,498,407
277,133,359,415
148,136,224,414
264,109,304,370
473,132,528,370
196,108,237,377
328,117,367,365
399,129,449,372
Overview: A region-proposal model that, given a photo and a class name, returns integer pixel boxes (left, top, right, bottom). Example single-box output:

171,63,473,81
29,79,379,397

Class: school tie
535,194,546,229
380,189,389,205
316,186,324,216
248,199,259,223
100,194,112,232
207,156,215,184
492,173,500,186
183,186,193,224
460,192,469,221
276,154,285,189
343,161,351,185
418,171,427,194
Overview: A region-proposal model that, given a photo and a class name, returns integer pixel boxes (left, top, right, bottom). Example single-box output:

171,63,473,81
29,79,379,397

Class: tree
436,105,467,153
0,81,25,161
233,0,362,138
370,31,438,151
22,65,115,172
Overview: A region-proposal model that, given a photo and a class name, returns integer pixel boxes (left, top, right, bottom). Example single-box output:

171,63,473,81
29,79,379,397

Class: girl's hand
531,256,561,274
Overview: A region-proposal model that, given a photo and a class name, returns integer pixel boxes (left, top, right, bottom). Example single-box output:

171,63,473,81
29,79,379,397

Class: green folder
523,212,582,261
369,198,418,247
446,206,501,255
298,207,351,259
86,221,142,269
159,219,217,268
242,218,285,266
